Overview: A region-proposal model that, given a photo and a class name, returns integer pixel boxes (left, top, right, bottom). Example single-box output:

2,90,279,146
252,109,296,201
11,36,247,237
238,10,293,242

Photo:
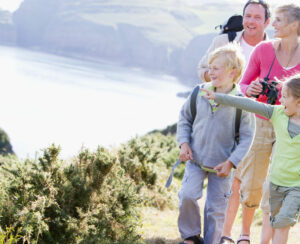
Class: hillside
4,0,244,85
0,10,15,44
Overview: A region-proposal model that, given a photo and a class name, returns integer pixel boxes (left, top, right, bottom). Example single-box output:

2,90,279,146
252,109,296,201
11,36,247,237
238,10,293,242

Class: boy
176,44,255,244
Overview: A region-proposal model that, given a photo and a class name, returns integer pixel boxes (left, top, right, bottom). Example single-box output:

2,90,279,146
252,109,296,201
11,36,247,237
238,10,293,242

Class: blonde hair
285,73,300,99
276,4,300,36
208,43,245,83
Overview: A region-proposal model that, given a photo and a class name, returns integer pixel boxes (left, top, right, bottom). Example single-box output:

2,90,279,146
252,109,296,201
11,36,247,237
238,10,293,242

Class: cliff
5,0,242,84
0,10,16,44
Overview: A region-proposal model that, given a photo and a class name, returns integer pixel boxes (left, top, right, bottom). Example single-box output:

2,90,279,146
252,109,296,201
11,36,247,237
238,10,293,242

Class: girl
202,73,300,244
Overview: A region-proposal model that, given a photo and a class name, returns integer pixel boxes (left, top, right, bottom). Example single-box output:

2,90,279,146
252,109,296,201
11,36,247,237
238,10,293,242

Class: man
198,0,270,82
197,1,271,244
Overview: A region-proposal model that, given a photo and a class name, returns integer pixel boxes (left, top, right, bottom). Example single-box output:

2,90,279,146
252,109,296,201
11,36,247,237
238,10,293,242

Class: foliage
0,226,22,244
0,128,14,156
149,123,177,136
118,133,180,210
0,145,142,243
0,133,181,242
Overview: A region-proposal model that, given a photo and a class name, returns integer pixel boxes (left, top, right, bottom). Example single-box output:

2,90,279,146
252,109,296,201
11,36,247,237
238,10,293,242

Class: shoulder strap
235,108,241,144
190,85,200,124
228,31,237,42
234,93,243,144
265,56,276,80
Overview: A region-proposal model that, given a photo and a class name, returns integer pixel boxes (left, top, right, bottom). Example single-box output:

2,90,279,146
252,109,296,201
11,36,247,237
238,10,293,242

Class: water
0,45,188,159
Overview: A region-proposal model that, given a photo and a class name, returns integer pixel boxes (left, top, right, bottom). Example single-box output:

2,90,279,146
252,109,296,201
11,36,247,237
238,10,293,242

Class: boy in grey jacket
177,44,255,244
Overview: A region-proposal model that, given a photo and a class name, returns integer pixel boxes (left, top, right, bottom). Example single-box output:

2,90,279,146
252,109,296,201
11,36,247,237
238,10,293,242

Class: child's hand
179,142,193,162
214,160,234,177
200,88,216,100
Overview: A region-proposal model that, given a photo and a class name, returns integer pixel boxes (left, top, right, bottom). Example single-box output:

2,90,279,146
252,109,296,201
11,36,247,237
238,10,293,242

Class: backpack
190,85,241,144
165,85,242,188
215,15,243,42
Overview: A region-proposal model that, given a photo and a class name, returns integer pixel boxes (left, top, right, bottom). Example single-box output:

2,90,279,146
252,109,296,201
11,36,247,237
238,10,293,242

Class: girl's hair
276,4,300,36
285,73,300,99
208,43,245,84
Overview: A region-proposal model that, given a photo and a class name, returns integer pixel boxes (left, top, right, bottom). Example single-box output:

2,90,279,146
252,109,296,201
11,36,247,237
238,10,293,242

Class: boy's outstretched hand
179,142,193,162
214,160,234,177
200,88,216,100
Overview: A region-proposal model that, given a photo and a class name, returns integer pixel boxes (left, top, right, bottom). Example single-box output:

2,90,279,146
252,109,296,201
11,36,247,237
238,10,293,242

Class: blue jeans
178,162,231,244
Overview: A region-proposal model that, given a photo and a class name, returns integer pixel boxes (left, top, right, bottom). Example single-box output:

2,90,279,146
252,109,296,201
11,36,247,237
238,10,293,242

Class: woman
220,4,300,244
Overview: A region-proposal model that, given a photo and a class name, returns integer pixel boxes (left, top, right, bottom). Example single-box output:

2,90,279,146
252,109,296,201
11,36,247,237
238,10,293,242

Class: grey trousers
178,162,231,244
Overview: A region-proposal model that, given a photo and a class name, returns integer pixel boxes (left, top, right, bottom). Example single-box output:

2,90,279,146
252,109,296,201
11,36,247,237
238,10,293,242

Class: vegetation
0,226,22,244
0,128,14,156
0,133,181,243
149,123,177,136
2,132,299,244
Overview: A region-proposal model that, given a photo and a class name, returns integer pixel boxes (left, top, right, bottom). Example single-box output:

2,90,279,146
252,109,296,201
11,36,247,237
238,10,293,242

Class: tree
0,128,14,155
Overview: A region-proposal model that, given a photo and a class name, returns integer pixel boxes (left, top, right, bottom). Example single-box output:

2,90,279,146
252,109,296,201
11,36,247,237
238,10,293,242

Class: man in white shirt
198,1,270,82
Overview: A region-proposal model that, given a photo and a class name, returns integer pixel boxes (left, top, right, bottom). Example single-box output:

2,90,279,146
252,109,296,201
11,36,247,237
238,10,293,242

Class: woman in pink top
220,4,300,244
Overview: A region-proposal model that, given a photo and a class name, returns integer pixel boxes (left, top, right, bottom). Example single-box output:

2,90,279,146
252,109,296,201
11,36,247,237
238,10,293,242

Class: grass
141,184,300,244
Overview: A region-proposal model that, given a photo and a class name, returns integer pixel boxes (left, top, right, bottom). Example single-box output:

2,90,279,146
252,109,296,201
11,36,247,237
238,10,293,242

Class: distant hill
1,0,272,86
0,10,15,44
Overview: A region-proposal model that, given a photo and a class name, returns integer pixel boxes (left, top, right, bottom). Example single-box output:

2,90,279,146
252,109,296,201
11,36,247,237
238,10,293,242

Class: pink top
239,40,300,119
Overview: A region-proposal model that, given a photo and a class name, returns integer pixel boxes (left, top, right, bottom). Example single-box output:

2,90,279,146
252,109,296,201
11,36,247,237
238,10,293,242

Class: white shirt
240,36,255,68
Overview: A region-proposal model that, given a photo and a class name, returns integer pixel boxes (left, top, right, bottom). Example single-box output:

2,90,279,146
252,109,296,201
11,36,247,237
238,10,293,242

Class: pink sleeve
239,45,262,96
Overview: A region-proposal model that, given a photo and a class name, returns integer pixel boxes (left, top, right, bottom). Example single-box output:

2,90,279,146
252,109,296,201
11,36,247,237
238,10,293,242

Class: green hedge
0,133,181,243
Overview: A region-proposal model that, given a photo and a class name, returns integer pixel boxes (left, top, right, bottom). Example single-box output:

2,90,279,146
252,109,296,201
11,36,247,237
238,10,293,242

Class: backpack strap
235,108,241,144
228,31,237,42
190,85,200,123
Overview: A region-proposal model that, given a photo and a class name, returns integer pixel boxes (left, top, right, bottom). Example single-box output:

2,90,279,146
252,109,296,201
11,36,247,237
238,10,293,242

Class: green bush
0,226,22,244
0,133,181,242
118,133,180,210
0,145,143,243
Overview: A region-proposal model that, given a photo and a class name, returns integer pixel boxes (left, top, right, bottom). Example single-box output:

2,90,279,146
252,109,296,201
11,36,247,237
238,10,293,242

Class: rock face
7,0,230,84
0,10,16,44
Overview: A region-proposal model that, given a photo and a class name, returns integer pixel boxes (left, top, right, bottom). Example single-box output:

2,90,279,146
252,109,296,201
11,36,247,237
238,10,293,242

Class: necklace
278,42,299,68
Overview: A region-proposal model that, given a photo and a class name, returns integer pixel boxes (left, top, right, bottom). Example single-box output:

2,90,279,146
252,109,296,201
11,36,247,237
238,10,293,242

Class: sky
0,0,23,11
0,0,296,13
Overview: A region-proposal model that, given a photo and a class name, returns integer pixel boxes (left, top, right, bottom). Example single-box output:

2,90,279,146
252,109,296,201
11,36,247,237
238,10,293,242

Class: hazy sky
0,0,296,12
0,0,23,11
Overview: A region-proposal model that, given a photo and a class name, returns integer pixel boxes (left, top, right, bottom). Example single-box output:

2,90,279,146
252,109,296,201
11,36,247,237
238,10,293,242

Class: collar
237,31,269,44
199,83,237,96
199,83,237,111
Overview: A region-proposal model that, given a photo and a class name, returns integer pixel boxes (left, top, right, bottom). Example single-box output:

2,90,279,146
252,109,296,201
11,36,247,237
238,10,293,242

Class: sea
0,45,189,159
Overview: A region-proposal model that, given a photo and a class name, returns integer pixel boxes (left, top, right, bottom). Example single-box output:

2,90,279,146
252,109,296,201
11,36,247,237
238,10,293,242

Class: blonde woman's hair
285,73,300,99
208,43,245,84
276,4,300,36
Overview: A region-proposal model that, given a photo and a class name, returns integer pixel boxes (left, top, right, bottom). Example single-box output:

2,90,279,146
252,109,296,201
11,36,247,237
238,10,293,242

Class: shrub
0,145,143,243
0,133,181,242
118,133,180,210
0,226,22,244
